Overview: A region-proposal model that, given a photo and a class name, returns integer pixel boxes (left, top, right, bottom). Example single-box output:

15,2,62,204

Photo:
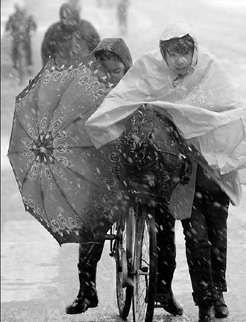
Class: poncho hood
92,38,133,72
160,22,198,77
160,21,194,41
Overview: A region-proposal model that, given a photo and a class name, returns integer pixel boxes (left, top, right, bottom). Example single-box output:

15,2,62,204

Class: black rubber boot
214,292,229,318
66,240,105,315
155,206,183,316
66,266,99,315
155,287,183,316
198,305,215,322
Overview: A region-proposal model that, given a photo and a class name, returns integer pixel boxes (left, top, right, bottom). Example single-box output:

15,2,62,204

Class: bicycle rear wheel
132,204,157,322
115,207,135,319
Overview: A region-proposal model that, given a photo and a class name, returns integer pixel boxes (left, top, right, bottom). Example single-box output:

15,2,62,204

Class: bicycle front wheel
132,205,157,322
115,208,135,319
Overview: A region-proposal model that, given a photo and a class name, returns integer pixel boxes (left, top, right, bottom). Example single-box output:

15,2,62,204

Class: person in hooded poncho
65,37,134,315
86,23,246,322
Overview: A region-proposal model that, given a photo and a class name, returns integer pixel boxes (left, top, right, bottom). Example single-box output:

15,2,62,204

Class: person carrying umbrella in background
86,22,246,322
41,2,100,68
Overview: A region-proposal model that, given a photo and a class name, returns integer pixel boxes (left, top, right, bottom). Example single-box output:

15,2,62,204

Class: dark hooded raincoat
41,4,100,68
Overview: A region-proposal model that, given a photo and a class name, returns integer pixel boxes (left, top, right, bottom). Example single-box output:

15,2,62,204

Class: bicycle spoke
115,213,133,319
132,208,157,322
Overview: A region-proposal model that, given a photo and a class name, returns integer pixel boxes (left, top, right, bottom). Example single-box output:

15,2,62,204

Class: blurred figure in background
68,0,81,12
117,0,129,35
41,3,100,68
5,1,37,73
96,0,102,7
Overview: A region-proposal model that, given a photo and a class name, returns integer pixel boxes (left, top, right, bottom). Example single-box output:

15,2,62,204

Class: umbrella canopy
8,57,123,245
8,57,194,245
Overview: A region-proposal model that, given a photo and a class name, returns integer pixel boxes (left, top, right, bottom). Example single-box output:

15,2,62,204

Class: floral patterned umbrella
7,57,128,245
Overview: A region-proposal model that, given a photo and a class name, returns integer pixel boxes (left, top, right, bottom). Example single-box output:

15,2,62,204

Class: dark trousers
12,38,32,67
78,216,111,272
181,186,229,305
77,204,176,293
155,205,176,292
77,219,111,293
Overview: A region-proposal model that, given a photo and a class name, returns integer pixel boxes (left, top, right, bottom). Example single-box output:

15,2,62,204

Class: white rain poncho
86,22,246,208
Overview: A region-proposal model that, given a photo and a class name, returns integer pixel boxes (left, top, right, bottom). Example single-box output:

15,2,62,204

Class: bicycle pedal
154,302,164,308
155,294,165,308
140,266,148,272
123,276,134,288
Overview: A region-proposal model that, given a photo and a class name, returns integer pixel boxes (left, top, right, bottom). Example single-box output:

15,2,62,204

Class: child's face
101,58,126,86
165,50,193,75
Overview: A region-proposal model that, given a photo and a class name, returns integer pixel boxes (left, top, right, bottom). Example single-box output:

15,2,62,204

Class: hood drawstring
172,63,196,87
173,74,183,87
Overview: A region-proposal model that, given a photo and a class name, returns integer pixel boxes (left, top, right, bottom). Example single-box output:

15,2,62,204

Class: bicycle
104,107,193,322
107,189,184,322
131,199,157,322
106,195,157,322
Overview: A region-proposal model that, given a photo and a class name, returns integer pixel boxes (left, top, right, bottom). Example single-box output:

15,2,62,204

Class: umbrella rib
8,150,28,156
50,161,111,217
77,107,98,119
38,173,53,227
49,166,83,218
53,116,82,140
67,166,110,191
14,113,34,142
33,73,43,134
52,112,95,141
53,158,111,191
45,76,78,131
66,145,93,150
21,159,36,186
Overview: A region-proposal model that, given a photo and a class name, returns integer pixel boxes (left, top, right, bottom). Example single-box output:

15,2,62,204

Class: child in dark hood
41,3,100,68
92,37,132,86
66,37,133,315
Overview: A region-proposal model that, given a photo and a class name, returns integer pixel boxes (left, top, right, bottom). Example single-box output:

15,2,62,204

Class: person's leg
12,40,18,69
66,241,104,314
26,38,32,65
155,205,183,316
182,191,216,322
207,190,229,318
66,218,112,315
121,10,127,34
25,37,33,74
